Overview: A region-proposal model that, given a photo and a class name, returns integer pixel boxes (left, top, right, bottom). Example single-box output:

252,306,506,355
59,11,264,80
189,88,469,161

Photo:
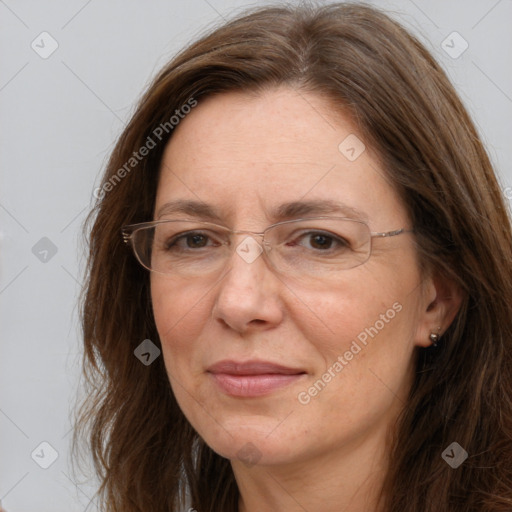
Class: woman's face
151,87,431,468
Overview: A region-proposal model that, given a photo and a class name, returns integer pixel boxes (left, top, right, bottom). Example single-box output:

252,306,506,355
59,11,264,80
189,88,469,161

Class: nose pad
234,235,264,265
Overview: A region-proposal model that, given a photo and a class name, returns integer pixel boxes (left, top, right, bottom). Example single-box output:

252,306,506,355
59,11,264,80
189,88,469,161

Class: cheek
294,258,422,414
151,277,212,361
151,278,217,433
290,260,420,358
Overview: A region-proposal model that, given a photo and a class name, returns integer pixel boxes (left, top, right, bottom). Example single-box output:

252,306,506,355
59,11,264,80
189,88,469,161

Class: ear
414,272,464,348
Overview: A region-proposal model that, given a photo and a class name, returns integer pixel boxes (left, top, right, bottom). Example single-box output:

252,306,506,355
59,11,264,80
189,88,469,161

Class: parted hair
76,2,512,511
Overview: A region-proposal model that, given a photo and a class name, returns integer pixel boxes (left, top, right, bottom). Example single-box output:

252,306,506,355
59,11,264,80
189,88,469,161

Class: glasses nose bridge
230,228,266,237
229,228,268,249
228,228,273,269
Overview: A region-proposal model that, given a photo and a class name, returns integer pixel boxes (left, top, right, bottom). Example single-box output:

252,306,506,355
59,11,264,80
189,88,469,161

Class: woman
77,2,512,511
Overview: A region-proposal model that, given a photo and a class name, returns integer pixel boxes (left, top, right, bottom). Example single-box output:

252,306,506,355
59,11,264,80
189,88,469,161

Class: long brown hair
76,2,512,511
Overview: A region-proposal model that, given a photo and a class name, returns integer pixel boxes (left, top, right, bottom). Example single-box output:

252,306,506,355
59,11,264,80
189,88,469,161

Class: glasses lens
265,218,371,275
129,218,371,277
131,221,230,275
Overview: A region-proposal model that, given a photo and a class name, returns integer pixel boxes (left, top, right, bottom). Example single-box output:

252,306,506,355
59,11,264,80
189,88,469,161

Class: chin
192,413,305,467
209,434,297,467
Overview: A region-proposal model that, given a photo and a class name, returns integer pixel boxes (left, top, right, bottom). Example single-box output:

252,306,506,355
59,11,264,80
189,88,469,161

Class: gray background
1,0,511,510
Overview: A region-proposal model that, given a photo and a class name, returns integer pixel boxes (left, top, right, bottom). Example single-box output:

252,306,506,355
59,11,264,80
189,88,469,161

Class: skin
150,86,462,511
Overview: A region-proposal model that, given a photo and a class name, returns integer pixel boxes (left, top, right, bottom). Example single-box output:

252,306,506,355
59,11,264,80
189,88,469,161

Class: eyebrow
155,199,368,223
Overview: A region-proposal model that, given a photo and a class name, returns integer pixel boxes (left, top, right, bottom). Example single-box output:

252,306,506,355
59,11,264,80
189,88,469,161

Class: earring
429,329,441,347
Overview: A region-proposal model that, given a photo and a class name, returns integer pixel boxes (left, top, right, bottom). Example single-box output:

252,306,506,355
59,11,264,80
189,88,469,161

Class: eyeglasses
121,217,411,278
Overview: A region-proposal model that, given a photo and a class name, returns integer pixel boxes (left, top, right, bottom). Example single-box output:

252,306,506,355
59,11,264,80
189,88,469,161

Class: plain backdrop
1,0,511,510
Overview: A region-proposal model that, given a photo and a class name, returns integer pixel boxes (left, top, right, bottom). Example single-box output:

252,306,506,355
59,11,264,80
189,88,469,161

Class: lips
207,360,306,397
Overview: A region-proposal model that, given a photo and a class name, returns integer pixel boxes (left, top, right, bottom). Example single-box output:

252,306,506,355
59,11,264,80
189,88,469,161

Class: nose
211,236,284,334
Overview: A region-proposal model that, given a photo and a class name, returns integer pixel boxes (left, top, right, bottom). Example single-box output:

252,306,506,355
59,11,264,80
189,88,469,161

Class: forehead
155,87,407,227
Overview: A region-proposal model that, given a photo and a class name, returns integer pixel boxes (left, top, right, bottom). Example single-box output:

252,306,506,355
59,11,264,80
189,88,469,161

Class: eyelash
164,230,349,252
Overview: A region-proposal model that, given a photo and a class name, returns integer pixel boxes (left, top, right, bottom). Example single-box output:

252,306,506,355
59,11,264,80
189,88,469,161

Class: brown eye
185,233,208,248
164,230,223,251
309,233,334,250
287,230,350,252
